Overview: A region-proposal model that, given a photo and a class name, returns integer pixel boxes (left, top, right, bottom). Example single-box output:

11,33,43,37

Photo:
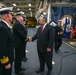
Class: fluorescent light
43,12,46,15
28,4,31,6
17,8,20,10
29,8,31,10
30,11,32,17
13,3,16,6
20,11,24,14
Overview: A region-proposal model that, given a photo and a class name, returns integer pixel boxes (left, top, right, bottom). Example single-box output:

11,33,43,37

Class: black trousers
38,51,53,71
21,43,27,59
0,63,12,75
14,47,22,71
55,39,62,51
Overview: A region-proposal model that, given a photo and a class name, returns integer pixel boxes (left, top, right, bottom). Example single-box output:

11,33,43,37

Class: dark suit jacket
55,25,63,39
32,24,55,53
0,21,14,65
13,20,27,47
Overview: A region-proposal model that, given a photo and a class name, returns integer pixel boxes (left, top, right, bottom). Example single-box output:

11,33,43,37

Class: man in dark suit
0,7,14,75
13,13,28,74
21,17,28,62
55,20,63,53
29,16,55,75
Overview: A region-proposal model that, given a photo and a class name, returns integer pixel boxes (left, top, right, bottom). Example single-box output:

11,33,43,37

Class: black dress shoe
22,58,28,62
47,70,52,75
36,69,44,73
19,68,26,71
25,58,28,60
22,59,27,62
15,71,20,74
55,51,59,53
58,49,60,51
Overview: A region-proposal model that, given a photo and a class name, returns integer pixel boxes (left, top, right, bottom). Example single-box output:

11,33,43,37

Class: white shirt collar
43,23,47,29
1,20,10,28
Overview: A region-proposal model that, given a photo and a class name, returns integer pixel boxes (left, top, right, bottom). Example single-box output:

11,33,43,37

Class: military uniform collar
1,20,10,28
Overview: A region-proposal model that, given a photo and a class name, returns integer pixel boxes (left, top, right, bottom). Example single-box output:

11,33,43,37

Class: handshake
28,37,32,42
25,37,32,42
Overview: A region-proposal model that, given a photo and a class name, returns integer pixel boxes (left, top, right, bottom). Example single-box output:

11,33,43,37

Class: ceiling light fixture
28,4,31,6
43,12,46,15
30,11,32,17
13,3,16,6
29,8,31,10
17,8,20,10
20,11,24,14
